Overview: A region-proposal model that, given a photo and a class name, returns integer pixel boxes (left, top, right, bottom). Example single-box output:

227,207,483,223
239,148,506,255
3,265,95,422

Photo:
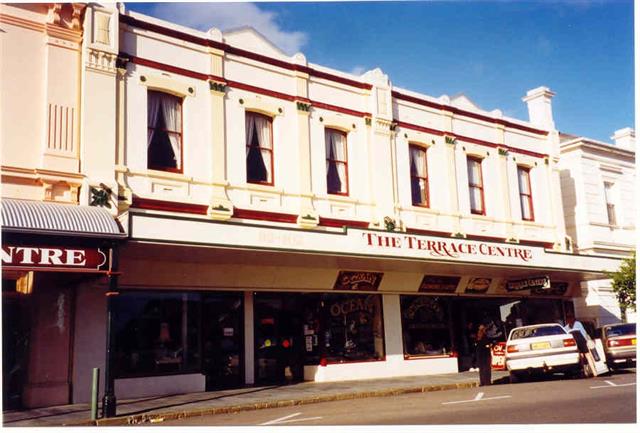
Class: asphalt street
161,369,636,426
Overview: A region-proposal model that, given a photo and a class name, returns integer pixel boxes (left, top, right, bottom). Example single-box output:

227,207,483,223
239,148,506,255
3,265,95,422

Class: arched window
147,90,183,172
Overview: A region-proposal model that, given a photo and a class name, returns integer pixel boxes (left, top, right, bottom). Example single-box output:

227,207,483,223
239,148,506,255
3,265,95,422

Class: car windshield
510,325,565,340
605,323,636,337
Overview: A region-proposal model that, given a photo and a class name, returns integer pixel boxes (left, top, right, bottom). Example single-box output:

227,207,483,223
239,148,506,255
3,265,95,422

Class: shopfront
1,199,124,409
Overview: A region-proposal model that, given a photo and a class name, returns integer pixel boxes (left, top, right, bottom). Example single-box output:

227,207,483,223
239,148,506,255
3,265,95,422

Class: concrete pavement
2,370,509,427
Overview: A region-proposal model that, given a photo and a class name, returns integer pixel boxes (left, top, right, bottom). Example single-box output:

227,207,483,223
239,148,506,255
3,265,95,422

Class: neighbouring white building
1,2,626,409
559,128,636,326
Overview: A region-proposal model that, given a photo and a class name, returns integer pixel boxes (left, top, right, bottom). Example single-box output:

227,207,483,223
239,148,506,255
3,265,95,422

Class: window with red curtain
409,144,429,207
325,128,348,195
517,166,534,221
147,90,183,172
467,156,485,215
246,112,274,185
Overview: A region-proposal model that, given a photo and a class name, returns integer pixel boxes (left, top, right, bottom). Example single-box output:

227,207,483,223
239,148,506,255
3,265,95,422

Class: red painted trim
232,208,298,224
396,119,548,159
392,90,549,136
132,196,208,214
227,79,295,102
1,266,109,274
121,14,371,91
130,55,209,81
319,216,370,229
313,101,371,118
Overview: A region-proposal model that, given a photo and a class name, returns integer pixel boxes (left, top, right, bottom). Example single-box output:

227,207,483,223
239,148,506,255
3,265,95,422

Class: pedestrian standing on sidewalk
476,324,492,386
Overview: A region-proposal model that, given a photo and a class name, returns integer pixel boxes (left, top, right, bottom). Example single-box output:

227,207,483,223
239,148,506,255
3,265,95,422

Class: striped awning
1,198,124,238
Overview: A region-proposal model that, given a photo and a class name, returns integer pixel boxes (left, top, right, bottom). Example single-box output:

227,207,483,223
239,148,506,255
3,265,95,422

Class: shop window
246,112,274,185
304,293,385,364
325,128,349,195
604,181,617,226
147,90,183,172
517,166,534,221
467,156,485,215
401,296,452,358
112,291,200,377
409,144,429,207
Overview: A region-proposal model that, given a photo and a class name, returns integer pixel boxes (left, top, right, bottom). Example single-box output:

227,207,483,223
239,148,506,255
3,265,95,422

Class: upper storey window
246,112,274,185
467,156,485,215
409,144,429,207
517,166,534,221
147,90,183,172
325,128,348,195
604,181,617,226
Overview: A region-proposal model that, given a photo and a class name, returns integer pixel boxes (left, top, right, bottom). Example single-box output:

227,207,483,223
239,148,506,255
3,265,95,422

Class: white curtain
325,129,347,193
410,147,427,178
518,168,531,195
467,159,483,212
160,93,182,169
245,114,256,157
147,92,161,148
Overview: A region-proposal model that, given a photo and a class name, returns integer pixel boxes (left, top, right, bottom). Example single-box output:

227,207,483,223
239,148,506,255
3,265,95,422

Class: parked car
597,323,636,370
505,323,581,382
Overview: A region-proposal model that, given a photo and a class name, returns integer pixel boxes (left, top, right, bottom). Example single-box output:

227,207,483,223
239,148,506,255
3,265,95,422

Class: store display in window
401,296,452,358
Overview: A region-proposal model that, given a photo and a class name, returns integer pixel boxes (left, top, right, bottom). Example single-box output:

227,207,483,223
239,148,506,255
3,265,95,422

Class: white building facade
1,3,626,408
559,128,636,326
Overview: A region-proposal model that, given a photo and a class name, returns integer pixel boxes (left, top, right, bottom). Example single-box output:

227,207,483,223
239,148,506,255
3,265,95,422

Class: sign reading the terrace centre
1,245,109,272
361,233,534,263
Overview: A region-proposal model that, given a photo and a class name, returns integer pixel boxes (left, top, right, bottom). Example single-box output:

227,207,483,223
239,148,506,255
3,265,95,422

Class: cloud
349,66,366,76
146,2,308,55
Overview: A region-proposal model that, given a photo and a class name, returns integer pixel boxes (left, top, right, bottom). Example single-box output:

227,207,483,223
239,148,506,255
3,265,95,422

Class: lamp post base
102,393,117,418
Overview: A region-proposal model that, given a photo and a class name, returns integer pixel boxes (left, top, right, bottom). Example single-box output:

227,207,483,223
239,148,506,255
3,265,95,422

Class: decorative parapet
85,48,117,74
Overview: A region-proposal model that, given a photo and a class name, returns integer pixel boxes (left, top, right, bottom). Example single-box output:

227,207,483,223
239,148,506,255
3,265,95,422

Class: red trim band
392,91,549,136
132,196,208,214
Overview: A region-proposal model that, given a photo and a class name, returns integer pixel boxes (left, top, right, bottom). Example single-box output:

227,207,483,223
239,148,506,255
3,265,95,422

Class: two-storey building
1,3,623,407
559,128,636,325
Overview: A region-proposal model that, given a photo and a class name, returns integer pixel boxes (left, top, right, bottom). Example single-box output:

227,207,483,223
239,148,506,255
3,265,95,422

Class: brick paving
2,370,509,427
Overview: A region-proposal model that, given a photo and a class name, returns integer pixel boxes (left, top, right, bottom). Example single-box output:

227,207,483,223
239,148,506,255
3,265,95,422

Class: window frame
245,111,275,186
147,90,184,174
325,128,350,196
467,156,486,216
517,165,535,222
409,143,430,207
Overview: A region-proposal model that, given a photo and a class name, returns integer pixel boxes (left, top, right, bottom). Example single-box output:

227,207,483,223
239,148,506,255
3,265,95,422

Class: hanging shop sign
334,271,383,291
506,276,551,292
1,245,110,272
418,275,461,293
531,282,568,296
465,277,492,294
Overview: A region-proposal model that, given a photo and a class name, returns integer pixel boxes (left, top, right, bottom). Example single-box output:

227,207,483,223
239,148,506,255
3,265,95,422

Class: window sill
233,182,285,194
136,168,194,183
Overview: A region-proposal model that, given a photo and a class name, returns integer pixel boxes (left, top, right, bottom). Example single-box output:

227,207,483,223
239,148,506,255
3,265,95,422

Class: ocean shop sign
362,233,534,263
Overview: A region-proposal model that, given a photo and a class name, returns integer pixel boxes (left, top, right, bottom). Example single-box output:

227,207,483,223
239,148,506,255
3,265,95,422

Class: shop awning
1,198,125,239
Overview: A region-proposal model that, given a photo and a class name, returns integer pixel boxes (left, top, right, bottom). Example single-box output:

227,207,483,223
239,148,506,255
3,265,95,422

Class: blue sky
126,1,634,142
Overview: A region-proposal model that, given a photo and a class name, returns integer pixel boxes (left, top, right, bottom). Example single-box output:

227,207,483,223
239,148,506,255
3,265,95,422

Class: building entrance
253,293,305,384
202,293,244,390
2,280,30,410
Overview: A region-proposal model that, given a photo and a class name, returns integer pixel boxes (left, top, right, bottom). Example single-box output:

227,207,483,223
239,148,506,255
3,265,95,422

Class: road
161,370,636,426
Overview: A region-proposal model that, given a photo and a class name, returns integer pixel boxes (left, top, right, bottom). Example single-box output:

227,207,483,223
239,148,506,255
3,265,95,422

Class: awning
1,198,125,239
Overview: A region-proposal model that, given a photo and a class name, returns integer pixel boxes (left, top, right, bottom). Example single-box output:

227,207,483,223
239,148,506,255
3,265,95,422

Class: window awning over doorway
1,198,125,239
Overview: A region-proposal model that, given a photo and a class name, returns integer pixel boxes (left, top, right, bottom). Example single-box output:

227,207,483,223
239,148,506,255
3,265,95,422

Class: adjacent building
1,2,628,409
559,128,636,326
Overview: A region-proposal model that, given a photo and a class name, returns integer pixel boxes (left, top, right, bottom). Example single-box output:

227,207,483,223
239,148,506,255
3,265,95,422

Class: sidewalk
3,370,509,427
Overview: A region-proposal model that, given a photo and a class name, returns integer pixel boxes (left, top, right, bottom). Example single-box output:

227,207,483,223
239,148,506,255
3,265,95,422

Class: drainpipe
102,245,119,418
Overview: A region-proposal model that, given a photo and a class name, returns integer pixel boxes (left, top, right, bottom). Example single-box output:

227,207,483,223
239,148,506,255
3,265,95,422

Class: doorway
253,293,305,384
201,292,244,390
2,280,31,410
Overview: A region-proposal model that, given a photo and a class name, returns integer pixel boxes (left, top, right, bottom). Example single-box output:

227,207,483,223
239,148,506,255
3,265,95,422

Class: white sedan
505,323,581,383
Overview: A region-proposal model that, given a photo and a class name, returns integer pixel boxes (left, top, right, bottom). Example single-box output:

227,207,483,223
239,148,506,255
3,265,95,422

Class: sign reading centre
362,232,534,262
2,245,109,272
